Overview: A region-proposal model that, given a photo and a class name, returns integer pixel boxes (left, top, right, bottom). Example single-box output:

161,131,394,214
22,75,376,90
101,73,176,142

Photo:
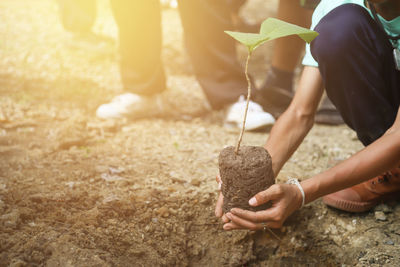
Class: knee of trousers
310,4,372,65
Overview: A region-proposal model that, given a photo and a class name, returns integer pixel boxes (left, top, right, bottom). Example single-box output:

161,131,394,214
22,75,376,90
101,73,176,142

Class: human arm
215,65,323,222
301,106,400,204
265,65,323,176
224,106,400,230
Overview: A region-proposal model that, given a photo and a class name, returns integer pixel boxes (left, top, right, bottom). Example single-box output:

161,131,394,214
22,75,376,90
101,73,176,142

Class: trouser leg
178,0,248,109
110,0,166,96
58,0,97,34
311,4,400,146
226,0,247,14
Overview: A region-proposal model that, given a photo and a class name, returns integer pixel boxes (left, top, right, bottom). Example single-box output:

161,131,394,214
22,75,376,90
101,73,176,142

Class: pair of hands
215,175,303,230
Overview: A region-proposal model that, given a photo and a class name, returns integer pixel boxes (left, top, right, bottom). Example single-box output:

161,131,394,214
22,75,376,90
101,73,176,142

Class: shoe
225,96,275,131
160,0,177,9
322,167,400,212
315,97,344,125
96,93,163,119
254,86,294,118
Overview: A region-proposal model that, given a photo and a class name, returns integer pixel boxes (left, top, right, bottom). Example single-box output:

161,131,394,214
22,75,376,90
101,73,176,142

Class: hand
223,183,303,230
214,175,231,224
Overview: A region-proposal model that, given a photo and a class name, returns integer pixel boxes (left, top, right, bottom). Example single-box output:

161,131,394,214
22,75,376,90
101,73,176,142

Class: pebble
374,204,393,214
329,224,338,235
0,199,4,212
169,208,178,215
0,183,6,191
9,259,27,267
374,211,387,221
1,209,20,228
145,225,153,233
65,181,75,189
384,240,394,246
156,206,169,218
190,178,201,186
95,165,108,173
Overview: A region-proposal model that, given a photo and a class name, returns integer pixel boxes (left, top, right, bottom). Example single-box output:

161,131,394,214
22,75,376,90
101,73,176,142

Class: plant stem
235,51,252,155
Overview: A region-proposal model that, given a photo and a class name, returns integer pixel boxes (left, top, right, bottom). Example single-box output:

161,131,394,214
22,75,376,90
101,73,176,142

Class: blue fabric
302,0,400,67
311,4,400,146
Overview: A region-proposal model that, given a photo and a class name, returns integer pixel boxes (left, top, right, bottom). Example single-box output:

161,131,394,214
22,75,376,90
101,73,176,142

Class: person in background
57,0,97,35
216,0,400,230
94,0,275,131
254,0,343,124
227,0,343,124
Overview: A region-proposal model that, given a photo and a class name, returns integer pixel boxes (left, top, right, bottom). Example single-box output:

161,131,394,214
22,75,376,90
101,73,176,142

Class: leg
226,0,259,33
177,0,248,109
256,0,314,117
58,0,97,34
271,0,313,74
96,0,166,119
226,0,246,14
314,5,400,212
311,4,400,146
110,0,166,96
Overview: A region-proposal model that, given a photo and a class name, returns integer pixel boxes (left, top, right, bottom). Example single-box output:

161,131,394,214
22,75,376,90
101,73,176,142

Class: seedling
225,17,318,154
219,19,318,216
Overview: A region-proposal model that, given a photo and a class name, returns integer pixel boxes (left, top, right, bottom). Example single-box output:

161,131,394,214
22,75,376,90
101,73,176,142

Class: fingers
216,175,221,184
249,184,283,207
216,175,222,190
226,211,282,229
215,192,224,218
215,193,229,222
230,208,275,223
220,184,292,231
222,220,243,231
224,212,262,231
215,175,230,223
221,213,230,223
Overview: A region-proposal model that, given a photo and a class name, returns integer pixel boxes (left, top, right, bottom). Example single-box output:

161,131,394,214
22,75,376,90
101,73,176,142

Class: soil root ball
219,146,274,213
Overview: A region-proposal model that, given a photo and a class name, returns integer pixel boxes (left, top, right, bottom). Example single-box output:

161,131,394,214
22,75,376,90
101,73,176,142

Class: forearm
265,66,324,176
302,115,400,204
265,104,314,176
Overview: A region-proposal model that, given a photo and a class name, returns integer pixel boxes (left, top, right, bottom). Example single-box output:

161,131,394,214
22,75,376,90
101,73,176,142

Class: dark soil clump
219,146,275,213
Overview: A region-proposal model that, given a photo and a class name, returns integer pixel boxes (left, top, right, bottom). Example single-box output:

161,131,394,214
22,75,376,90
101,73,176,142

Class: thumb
249,184,283,206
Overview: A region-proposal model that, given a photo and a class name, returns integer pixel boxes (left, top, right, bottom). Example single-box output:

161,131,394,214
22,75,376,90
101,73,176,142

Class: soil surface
1,0,399,266
219,146,274,212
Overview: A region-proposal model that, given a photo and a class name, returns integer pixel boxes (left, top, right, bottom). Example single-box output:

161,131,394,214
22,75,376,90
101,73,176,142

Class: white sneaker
96,93,162,119
225,95,275,131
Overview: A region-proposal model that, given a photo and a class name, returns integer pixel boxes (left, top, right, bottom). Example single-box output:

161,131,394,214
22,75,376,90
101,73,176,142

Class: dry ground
0,0,399,266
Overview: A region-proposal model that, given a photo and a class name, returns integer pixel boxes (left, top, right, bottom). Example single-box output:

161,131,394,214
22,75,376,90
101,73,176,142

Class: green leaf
224,31,267,52
225,17,318,52
260,18,318,43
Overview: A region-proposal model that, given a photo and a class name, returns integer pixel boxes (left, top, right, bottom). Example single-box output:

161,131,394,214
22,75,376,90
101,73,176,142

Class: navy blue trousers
311,4,400,146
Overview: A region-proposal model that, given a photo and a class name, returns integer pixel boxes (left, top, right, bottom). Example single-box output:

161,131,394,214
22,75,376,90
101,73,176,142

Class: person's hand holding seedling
216,18,317,231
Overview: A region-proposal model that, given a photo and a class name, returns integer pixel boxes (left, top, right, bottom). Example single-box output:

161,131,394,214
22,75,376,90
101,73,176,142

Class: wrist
300,176,322,204
286,177,305,208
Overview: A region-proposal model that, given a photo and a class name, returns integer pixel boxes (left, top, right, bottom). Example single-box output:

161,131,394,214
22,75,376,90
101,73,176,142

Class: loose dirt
0,0,399,266
219,146,274,212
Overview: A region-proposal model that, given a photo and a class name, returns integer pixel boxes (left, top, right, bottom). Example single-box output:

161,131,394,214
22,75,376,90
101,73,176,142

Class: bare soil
0,0,399,266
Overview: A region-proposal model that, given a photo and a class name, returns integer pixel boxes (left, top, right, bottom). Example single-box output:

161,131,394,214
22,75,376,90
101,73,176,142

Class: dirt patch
219,146,274,212
0,0,399,266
